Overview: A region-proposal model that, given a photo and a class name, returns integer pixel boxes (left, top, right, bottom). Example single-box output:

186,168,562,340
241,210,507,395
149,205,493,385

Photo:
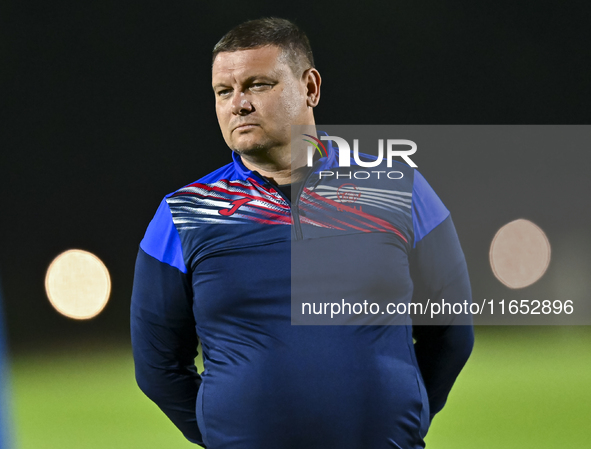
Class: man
131,17,473,449
0,278,12,449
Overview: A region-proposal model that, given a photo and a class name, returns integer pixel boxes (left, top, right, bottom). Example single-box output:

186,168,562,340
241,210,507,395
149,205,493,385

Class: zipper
291,181,305,240
251,162,322,241
250,171,299,240
294,159,327,240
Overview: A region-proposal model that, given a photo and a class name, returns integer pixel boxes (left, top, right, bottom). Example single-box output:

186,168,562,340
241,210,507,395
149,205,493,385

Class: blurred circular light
490,219,551,289
45,249,111,319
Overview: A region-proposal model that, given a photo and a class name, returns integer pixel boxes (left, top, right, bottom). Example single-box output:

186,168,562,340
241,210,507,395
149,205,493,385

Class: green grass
9,327,591,448
425,327,591,448
11,345,199,449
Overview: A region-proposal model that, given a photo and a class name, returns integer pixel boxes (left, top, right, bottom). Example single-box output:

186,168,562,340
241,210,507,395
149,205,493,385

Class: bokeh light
44,250,111,319
489,219,551,289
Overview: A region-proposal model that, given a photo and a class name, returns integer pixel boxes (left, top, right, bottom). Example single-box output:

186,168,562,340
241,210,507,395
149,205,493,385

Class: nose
231,92,253,116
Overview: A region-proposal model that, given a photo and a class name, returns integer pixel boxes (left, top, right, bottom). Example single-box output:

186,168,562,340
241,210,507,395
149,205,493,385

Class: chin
231,136,274,156
232,144,269,157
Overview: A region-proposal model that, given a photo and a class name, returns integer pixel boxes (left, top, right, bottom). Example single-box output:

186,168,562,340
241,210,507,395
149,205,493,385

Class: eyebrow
212,74,278,90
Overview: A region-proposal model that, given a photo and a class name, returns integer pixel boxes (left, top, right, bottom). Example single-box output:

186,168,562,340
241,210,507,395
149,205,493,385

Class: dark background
1,0,590,351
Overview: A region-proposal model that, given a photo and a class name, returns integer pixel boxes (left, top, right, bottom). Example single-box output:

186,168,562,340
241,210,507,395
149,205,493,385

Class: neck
239,148,293,185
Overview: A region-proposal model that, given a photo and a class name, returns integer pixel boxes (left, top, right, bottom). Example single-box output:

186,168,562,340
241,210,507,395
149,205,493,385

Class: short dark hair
212,17,315,75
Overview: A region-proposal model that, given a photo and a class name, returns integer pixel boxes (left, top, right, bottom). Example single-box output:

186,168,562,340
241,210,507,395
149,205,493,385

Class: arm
409,171,474,421
130,199,203,445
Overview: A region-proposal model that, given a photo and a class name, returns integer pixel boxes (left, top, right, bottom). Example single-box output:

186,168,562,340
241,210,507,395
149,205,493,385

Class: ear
303,68,321,108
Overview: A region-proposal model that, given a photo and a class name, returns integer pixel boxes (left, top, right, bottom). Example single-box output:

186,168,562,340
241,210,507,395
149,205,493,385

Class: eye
216,89,232,97
250,83,272,91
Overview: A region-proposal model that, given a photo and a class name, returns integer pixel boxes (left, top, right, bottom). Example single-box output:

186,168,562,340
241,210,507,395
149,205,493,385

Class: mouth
233,123,259,132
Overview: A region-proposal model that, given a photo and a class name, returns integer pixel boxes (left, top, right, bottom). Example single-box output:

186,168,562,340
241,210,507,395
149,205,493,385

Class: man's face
212,46,311,156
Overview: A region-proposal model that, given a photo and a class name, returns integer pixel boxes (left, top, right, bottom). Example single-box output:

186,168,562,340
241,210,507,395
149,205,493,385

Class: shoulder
139,161,238,271
410,169,450,248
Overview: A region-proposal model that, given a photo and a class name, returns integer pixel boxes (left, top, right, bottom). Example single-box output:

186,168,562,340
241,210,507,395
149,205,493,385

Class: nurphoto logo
302,134,418,179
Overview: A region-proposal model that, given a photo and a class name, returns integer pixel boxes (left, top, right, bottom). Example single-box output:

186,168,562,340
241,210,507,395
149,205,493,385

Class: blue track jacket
131,140,474,449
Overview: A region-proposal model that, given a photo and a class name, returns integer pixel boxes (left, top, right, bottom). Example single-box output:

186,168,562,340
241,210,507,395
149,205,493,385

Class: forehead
212,46,291,83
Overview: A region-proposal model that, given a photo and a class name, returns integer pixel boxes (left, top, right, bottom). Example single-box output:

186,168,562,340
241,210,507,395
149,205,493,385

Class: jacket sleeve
409,170,474,422
130,198,204,445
